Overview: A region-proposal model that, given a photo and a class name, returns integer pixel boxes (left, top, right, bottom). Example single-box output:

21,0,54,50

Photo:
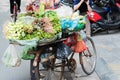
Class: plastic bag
2,44,21,67
55,5,73,18
55,43,72,60
74,34,87,53
61,18,79,30
17,16,35,25
21,45,35,60
19,39,38,60
60,11,85,31
63,35,77,47
74,40,87,53
9,38,38,46
9,39,38,60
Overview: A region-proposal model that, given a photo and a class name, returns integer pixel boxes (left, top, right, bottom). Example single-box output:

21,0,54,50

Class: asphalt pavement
0,1,30,80
0,0,120,80
93,31,120,80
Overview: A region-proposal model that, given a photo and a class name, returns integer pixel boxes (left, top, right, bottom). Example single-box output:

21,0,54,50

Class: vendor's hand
86,0,89,5
86,0,92,12
54,0,60,4
80,0,84,4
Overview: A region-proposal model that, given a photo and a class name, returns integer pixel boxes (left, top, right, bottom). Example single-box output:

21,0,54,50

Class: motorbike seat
92,5,108,15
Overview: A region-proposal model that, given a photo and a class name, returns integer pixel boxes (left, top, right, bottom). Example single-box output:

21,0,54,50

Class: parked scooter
88,0,120,34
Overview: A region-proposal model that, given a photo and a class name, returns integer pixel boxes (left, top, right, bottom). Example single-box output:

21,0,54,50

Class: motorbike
88,0,120,34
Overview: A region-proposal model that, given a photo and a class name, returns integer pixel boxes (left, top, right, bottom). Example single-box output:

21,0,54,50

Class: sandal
17,9,21,13
10,14,14,17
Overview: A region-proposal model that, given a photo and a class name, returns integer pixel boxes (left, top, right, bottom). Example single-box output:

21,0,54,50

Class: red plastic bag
74,40,87,53
73,33,87,53
63,35,76,47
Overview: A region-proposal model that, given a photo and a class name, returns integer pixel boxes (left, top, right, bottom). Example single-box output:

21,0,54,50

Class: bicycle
9,1,96,79
29,31,97,80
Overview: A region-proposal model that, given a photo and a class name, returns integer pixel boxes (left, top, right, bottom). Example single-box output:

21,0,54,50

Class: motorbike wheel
91,23,102,34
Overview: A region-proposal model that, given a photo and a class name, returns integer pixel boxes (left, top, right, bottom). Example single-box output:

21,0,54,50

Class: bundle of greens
4,10,61,41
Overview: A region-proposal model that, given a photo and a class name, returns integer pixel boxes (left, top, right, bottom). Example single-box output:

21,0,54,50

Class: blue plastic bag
60,18,80,31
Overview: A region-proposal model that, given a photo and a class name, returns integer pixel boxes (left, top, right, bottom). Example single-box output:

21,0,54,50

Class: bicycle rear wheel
79,37,97,75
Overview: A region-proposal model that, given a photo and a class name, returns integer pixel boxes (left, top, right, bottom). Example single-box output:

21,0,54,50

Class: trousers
10,0,21,14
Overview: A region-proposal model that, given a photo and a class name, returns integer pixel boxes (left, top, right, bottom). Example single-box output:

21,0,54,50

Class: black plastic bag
55,43,72,60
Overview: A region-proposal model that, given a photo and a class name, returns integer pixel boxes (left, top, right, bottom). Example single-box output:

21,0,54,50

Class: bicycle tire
79,36,97,75
12,1,18,23
13,14,17,23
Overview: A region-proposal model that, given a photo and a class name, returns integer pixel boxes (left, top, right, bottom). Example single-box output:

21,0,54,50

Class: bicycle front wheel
79,37,97,75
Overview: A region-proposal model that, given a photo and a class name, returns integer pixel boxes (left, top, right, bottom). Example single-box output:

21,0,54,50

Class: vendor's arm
86,0,92,12
54,0,60,4
73,0,84,11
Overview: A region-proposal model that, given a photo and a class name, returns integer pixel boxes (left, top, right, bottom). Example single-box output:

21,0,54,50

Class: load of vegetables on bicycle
4,1,85,42
2,0,86,66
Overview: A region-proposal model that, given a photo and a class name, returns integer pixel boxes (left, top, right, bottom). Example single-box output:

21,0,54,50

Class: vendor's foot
10,14,14,18
17,8,21,13
10,14,14,20
17,9,21,13
17,10,21,13
10,14,14,21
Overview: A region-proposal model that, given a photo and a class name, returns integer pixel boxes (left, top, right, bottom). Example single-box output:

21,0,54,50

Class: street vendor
73,0,92,37
10,0,21,17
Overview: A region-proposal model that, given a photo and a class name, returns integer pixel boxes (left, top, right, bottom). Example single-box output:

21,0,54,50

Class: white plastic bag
55,5,73,18
17,16,35,25
2,44,21,67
